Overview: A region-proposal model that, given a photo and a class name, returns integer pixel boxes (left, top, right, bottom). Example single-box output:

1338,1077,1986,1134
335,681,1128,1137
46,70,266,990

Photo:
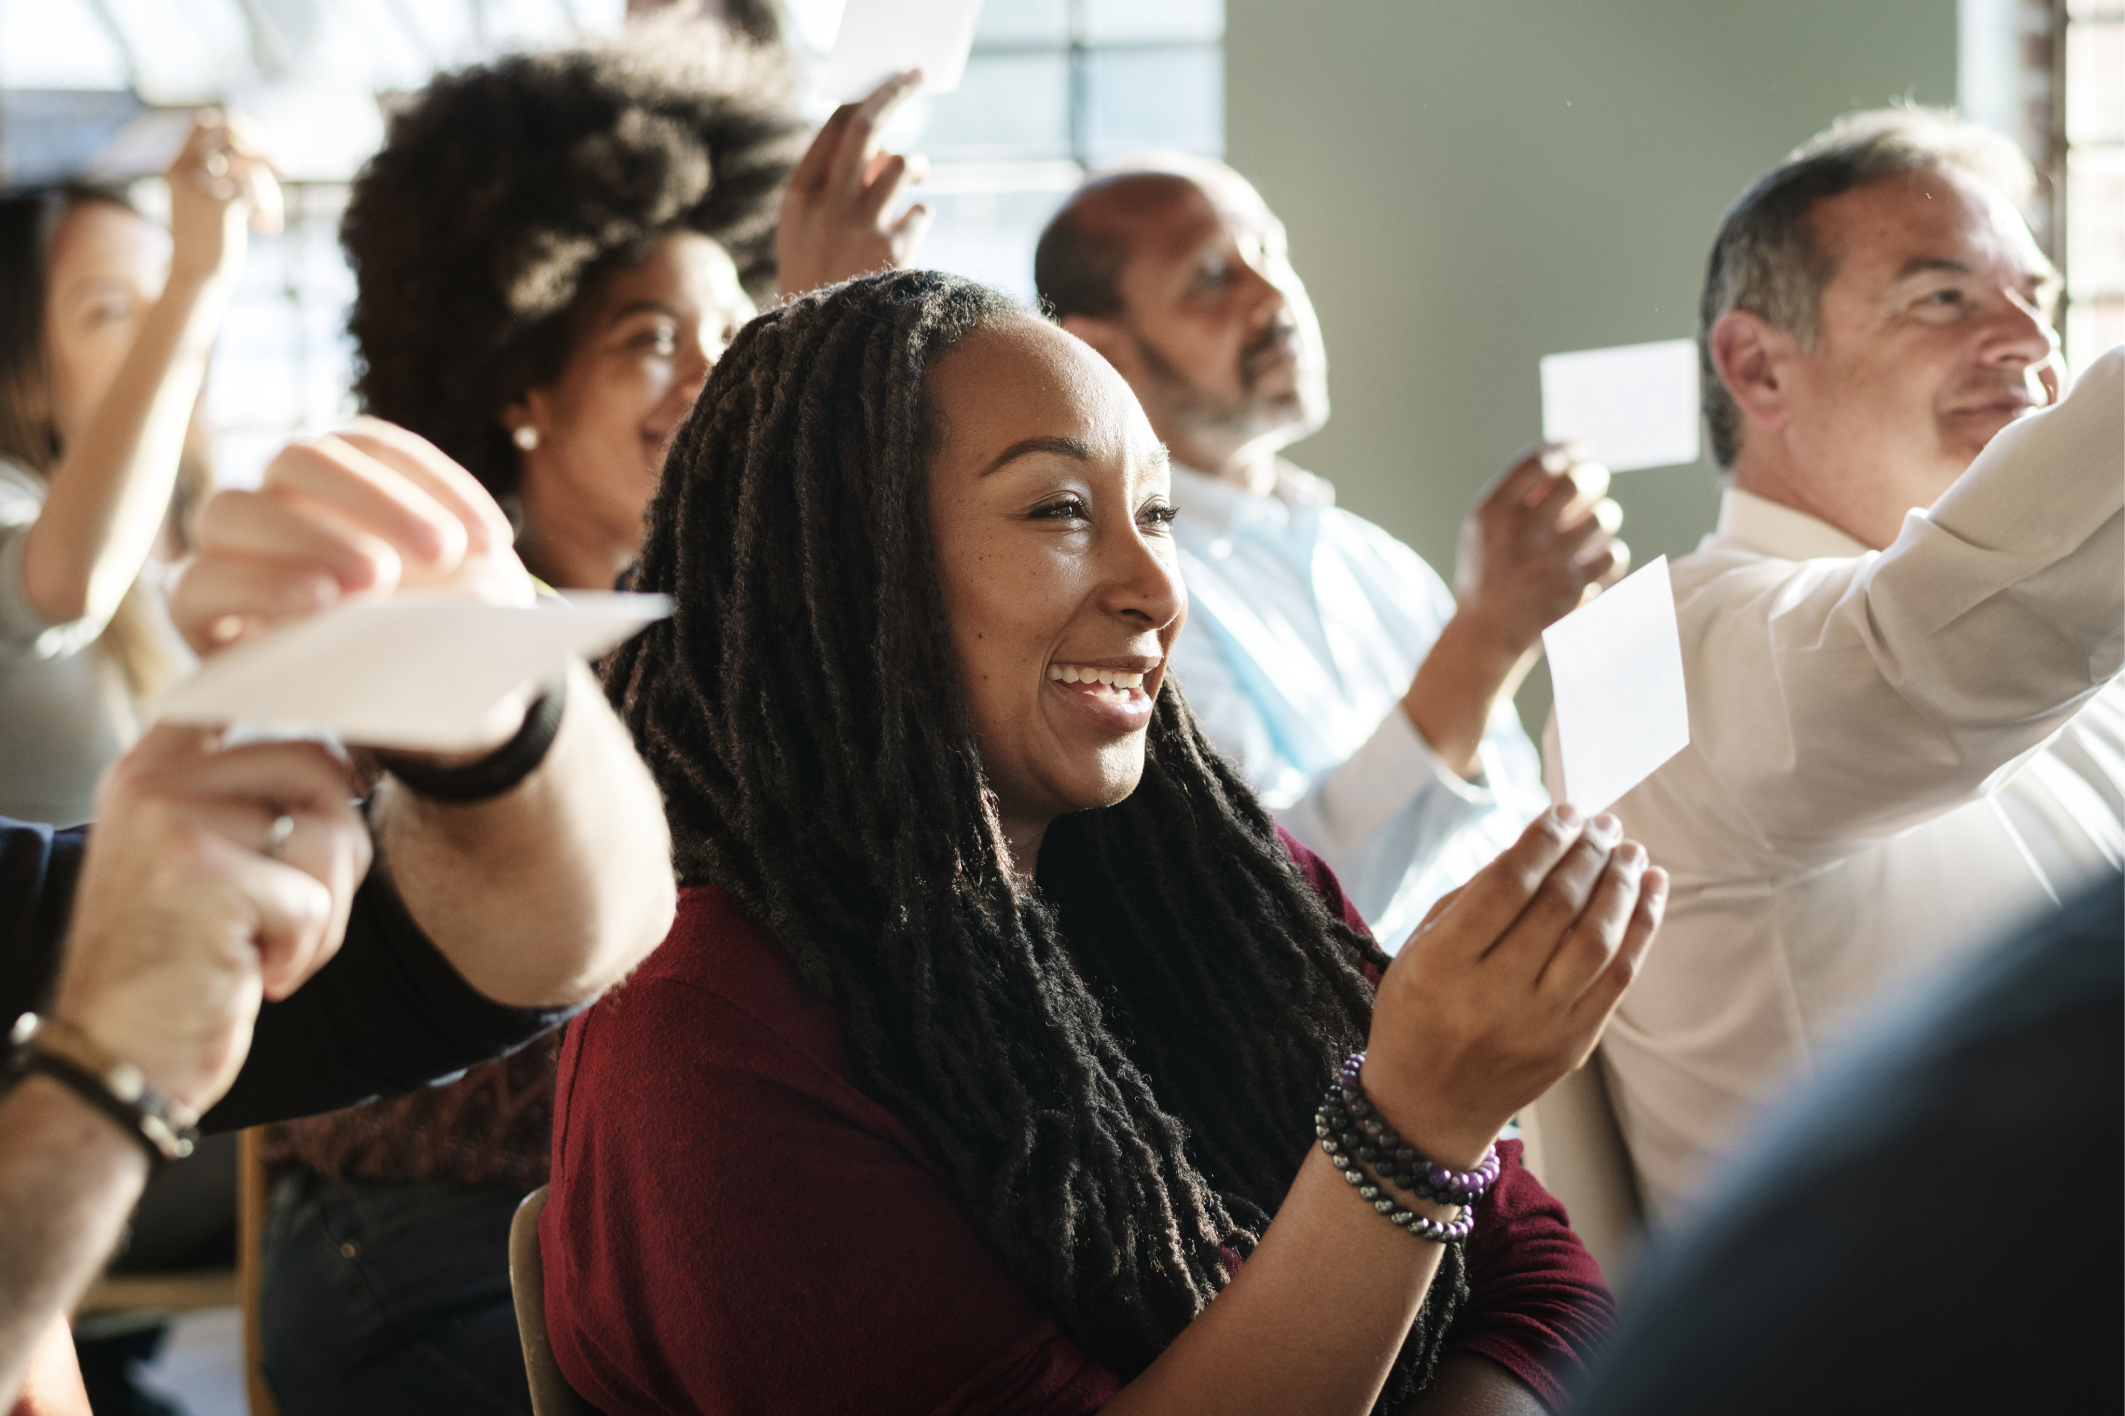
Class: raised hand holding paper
1541,556,1689,814
819,0,986,102
156,592,669,752
1540,338,1700,473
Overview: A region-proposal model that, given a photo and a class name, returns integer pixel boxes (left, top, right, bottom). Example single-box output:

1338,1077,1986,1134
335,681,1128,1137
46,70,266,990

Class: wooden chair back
509,1186,601,1416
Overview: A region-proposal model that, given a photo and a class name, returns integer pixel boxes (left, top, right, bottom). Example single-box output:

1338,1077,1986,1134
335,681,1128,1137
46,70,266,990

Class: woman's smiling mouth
1047,662,1147,701
1045,660,1160,726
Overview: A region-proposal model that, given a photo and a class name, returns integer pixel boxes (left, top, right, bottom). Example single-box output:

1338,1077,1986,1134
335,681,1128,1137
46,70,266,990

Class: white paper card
1539,338,1701,473
1541,555,1689,815
155,592,669,752
818,0,986,102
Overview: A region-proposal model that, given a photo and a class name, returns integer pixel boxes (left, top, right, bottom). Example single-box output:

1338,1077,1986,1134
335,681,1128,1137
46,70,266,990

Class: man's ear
1708,310,1790,435
1059,313,1130,371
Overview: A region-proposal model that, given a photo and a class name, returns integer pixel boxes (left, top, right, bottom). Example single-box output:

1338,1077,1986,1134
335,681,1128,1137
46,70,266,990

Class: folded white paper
1541,556,1690,815
155,592,669,752
818,0,986,102
1540,338,1701,473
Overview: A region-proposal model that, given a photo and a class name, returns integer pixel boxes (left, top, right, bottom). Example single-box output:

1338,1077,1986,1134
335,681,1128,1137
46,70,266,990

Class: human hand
171,417,535,655
165,111,282,290
1451,444,1628,660
48,727,371,1118
776,70,933,295
1363,806,1666,1169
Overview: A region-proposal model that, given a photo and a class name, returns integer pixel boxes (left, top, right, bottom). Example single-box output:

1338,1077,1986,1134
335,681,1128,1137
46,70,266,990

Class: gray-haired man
1567,108,2124,1217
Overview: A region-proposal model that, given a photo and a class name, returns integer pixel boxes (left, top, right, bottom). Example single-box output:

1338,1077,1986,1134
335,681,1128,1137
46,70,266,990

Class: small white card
1539,338,1701,473
155,592,669,752
1541,556,1689,814
818,0,986,102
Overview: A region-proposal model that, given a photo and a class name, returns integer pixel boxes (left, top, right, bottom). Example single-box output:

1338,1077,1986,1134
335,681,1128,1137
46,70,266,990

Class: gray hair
1698,106,2041,469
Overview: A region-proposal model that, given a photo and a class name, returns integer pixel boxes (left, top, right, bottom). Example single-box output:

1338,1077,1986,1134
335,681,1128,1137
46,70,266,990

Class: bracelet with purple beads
1316,1051,1501,1206
1322,1140,1479,1242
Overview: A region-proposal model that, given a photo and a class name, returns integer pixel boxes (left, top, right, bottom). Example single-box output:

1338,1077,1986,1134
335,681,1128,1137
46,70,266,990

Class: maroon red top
546,833,1614,1413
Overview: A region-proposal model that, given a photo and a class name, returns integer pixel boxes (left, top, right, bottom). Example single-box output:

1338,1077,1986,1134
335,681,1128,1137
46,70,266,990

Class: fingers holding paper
264,422,528,599
1455,442,1630,657
1556,844,1666,1044
777,69,933,295
163,418,663,759
172,420,535,653
157,732,372,997
167,110,284,288
1360,806,1667,1169
50,726,370,1117
1529,446,1630,590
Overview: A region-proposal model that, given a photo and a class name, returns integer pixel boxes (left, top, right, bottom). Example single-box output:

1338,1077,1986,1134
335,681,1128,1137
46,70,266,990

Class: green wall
1223,0,1958,724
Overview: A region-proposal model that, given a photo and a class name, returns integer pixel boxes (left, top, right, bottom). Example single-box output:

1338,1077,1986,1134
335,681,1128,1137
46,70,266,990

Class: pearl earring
512,425,540,451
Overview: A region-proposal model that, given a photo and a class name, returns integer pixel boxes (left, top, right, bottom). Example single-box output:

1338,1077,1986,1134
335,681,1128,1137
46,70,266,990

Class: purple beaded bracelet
1315,1051,1498,1241
1322,1143,1478,1243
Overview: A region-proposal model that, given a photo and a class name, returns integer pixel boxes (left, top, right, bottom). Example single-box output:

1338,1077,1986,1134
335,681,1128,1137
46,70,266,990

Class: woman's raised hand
1362,806,1666,1169
775,70,933,295
165,110,282,290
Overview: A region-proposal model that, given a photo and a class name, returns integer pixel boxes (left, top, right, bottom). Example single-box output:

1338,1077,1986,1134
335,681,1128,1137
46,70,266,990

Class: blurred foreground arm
370,653,670,1007
0,726,365,1410
11,1316,90,1415
171,420,675,1008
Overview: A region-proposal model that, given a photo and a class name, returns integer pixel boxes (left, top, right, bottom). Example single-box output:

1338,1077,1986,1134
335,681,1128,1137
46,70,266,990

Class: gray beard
1124,324,1298,444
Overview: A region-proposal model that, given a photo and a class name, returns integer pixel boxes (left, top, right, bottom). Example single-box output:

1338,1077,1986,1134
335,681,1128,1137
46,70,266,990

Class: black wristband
373,675,567,804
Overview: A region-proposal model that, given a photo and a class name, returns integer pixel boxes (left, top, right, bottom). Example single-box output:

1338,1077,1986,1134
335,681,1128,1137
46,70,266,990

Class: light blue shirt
1165,460,1548,948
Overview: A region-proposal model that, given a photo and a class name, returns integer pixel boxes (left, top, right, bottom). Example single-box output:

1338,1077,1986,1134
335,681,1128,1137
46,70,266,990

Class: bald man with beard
1037,156,1627,946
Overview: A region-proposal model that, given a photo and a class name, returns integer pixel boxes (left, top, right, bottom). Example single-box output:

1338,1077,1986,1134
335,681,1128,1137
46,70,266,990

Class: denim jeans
259,1168,532,1416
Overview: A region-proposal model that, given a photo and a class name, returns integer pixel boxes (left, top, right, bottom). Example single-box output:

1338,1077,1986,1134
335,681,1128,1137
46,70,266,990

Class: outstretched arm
21,115,276,628
367,653,672,1007
0,1085,146,1414
1670,346,2124,856
170,420,676,1008
0,727,366,1410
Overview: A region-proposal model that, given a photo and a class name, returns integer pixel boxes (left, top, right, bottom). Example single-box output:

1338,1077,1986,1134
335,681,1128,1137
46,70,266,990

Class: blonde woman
0,115,278,824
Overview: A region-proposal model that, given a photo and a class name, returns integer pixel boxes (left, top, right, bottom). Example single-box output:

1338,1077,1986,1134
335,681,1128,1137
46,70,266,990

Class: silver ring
263,812,296,860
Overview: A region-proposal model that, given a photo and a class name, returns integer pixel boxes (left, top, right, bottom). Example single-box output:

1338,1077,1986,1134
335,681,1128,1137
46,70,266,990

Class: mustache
1239,323,1301,381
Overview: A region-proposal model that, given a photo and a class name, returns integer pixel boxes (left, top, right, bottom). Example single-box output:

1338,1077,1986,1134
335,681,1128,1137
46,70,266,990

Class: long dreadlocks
605,268,1468,1406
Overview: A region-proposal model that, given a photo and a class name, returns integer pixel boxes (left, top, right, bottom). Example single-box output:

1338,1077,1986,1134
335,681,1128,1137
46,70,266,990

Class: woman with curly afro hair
330,26,931,592
255,28,934,1416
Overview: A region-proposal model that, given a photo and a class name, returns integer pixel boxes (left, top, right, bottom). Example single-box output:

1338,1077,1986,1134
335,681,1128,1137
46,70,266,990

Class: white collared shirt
1572,347,2125,1218
1165,460,1549,948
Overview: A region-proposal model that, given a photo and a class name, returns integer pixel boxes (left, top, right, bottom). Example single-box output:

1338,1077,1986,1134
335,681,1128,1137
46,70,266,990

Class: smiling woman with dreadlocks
546,269,1660,1416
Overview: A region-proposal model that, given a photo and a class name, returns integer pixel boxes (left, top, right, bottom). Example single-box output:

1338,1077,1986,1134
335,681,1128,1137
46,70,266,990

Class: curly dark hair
342,28,807,496
605,268,1470,1407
